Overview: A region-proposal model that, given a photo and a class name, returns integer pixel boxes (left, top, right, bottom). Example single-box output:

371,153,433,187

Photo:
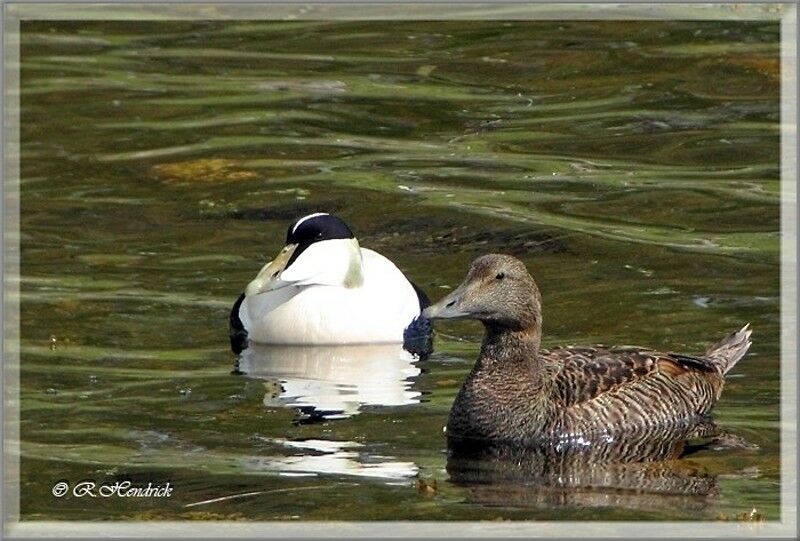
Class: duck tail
705,323,752,376
229,293,249,355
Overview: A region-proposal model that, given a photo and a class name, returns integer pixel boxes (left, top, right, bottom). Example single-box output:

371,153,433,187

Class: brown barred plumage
424,254,753,447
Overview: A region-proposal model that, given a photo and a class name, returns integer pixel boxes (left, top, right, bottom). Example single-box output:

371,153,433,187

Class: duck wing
541,346,721,408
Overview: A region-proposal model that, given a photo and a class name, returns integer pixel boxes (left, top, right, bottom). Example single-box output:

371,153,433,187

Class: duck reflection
244,438,418,482
446,421,732,512
236,343,422,421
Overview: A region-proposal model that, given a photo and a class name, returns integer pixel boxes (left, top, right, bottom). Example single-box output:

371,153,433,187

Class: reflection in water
244,438,418,483
447,421,731,512
236,343,422,421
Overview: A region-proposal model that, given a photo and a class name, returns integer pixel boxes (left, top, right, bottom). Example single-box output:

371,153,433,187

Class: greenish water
18,20,780,521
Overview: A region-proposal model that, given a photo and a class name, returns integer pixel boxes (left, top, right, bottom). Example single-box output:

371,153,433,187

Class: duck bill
423,285,471,320
244,243,298,296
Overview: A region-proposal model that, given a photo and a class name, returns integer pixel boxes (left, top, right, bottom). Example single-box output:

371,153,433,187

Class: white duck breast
235,216,424,346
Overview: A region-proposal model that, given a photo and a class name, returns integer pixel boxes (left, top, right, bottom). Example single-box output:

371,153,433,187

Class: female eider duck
424,254,752,447
230,213,430,352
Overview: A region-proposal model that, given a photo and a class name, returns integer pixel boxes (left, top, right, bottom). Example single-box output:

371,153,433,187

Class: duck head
423,254,542,333
245,213,364,296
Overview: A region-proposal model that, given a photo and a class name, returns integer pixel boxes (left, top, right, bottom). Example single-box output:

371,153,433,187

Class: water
18,20,780,521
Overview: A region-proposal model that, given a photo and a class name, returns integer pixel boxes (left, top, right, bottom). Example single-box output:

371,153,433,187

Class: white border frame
2,2,797,538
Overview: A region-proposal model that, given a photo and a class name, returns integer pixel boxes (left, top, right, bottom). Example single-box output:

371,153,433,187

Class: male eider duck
230,213,430,352
424,254,752,447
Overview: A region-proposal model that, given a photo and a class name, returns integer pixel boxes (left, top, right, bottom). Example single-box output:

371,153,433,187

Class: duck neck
478,322,542,371
342,238,365,288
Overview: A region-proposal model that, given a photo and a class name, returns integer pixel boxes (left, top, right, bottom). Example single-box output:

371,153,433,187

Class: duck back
239,248,422,345
446,327,751,446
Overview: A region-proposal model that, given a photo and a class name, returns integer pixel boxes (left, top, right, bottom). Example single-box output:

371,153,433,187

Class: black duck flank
424,254,753,447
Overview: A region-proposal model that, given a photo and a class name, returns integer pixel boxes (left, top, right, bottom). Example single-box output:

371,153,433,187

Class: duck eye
315,232,324,239
495,272,505,280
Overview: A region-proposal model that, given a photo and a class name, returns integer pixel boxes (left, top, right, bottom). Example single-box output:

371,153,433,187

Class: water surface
19,20,780,521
